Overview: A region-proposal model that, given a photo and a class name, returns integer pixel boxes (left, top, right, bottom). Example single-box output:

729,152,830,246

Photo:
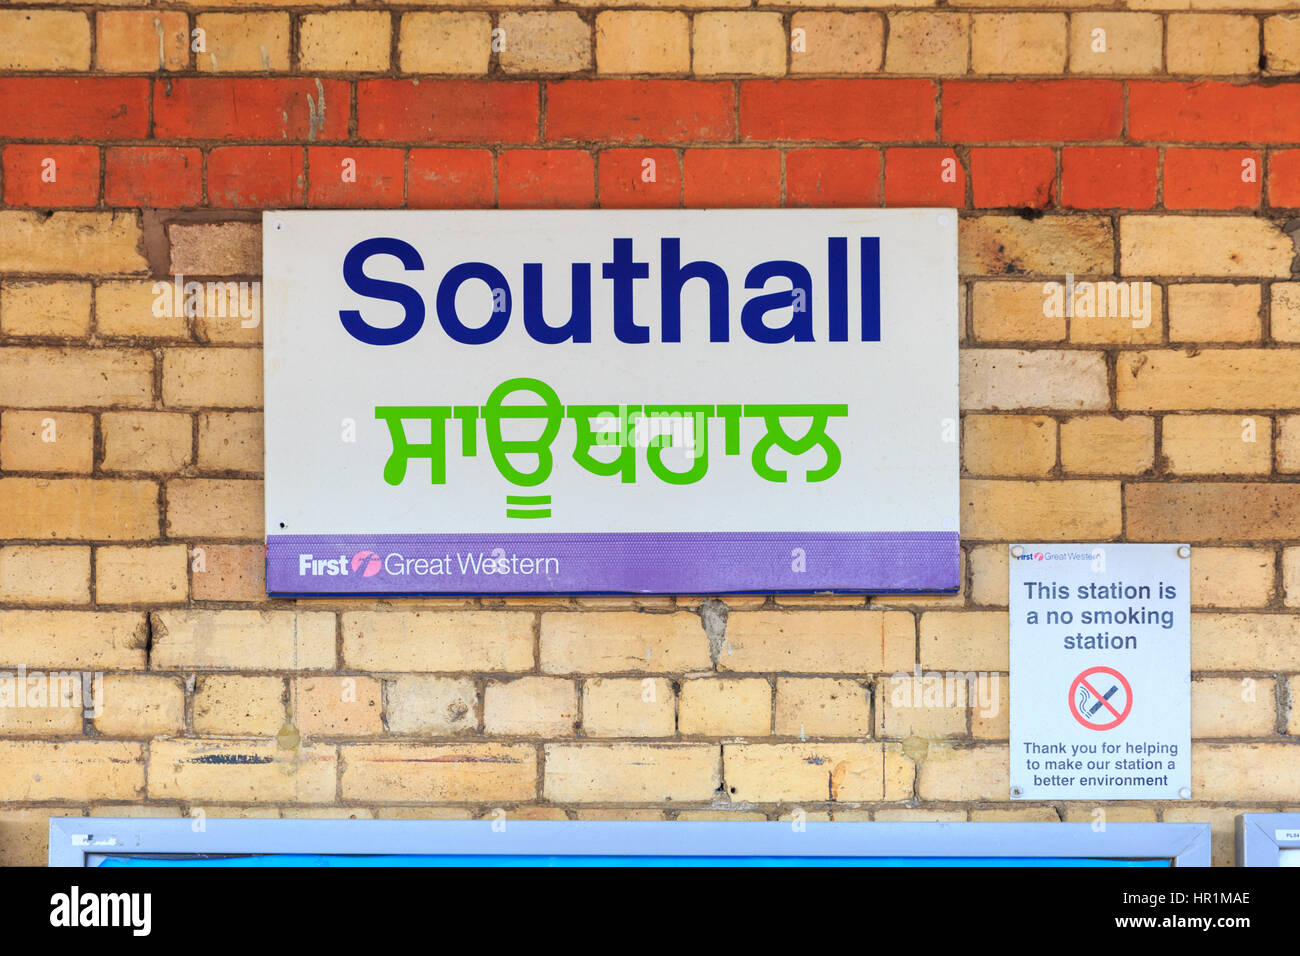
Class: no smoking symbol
1069,666,1132,731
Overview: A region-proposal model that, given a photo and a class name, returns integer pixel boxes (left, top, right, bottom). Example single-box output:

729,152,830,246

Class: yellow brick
1061,805,1156,823
1168,283,1260,343
0,809,75,866
969,544,1009,606
1191,548,1274,608
791,13,883,74
0,741,142,801
0,281,92,337
961,350,1109,410
0,672,83,735
1068,14,1162,74
345,611,534,672
0,610,145,670
0,477,158,541
685,809,769,821
197,411,262,472
165,478,261,538
916,743,1006,801
721,610,903,673
693,12,786,76
386,675,479,734
963,415,1056,477
195,13,291,72
875,676,968,738
540,611,707,673
190,543,264,602
1117,350,1300,410
1060,416,1155,475
921,610,1009,670
95,280,188,339
595,11,689,74
874,808,966,822
773,677,869,737
544,743,719,802
724,743,893,802
1271,282,1300,343
0,10,90,70
343,743,536,802
151,609,336,670
0,212,148,275
162,347,262,409
93,674,184,737
582,677,675,737
1121,216,1292,278
88,805,183,819
1192,743,1300,801
577,808,666,821
1192,614,1300,670
498,12,591,74
970,674,1008,738
101,411,193,474
1290,676,1300,734
1167,14,1258,74
398,12,490,74
972,806,1059,822
971,282,1066,343
1192,677,1276,738
0,546,89,605
0,348,152,408
0,410,92,474
1069,282,1162,345
972,14,1066,74
1285,548,1300,607
885,12,969,74
94,544,188,605
294,676,383,737
299,12,391,72
679,678,770,736
1264,14,1300,73
961,479,1122,540
1162,414,1271,475
482,676,577,737
964,217,1113,278
96,11,189,72
193,675,286,735
149,738,336,803
169,222,259,276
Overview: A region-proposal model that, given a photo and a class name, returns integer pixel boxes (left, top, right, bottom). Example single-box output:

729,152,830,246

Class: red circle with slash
1069,666,1132,731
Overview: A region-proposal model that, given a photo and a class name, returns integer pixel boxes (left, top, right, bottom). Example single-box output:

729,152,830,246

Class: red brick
741,80,935,143
1270,150,1300,208
1131,82,1300,144
884,147,964,207
360,80,538,145
207,147,304,209
154,79,349,142
597,149,681,209
548,81,734,145
1061,147,1157,210
970,147,1055,209
0,79,148,140
1164,149,1262,211
308,147,404,208
2,146,99,207
407,149,494,209
105,147,202,208
498,150,595,209
943,81,1123,143
785,149,881,207
684,149,780,208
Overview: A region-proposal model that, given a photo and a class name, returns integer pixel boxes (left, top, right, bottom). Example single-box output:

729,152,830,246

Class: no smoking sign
1070,666,1132,731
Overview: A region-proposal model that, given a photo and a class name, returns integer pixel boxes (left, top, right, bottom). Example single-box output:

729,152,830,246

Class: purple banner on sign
266,532,959,595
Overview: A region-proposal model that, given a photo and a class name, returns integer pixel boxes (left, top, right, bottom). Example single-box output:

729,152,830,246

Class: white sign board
1009,544,1191,801
263,209,959,595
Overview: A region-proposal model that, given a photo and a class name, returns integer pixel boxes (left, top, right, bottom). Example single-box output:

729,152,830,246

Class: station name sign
263,209,959,595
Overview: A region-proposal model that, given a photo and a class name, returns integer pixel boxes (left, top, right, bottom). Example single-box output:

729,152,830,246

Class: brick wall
1,1,1298,867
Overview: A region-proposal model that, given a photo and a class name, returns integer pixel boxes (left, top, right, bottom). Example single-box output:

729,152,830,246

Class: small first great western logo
50,886,151,936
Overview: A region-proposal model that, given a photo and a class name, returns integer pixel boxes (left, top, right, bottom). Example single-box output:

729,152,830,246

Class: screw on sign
1069,666,1132,731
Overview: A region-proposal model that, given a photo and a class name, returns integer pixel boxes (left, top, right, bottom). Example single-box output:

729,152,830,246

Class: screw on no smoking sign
1009,544,1191,802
